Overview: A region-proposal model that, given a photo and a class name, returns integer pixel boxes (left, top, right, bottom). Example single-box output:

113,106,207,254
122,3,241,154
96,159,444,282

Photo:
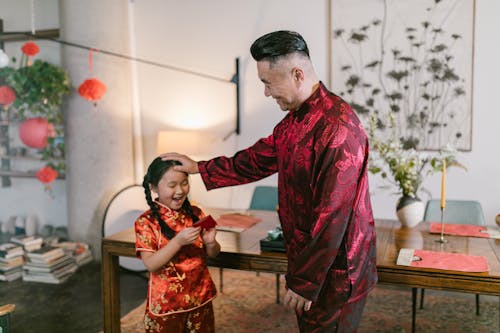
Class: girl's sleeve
135,214,157,258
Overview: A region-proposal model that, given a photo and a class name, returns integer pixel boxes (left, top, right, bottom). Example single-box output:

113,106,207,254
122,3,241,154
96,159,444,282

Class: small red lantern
0,85,16,106
78,78,107,105
36,166,58,184
19,117,55,149
21,41,40,57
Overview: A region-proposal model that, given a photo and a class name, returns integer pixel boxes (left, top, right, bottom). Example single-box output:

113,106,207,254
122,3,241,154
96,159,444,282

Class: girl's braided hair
143,157,200,239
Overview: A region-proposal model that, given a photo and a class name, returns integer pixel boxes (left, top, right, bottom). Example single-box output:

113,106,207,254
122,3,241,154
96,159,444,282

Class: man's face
257,59,301,111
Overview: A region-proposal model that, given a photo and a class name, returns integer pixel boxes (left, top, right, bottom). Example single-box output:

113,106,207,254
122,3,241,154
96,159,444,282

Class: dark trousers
296,294,368,333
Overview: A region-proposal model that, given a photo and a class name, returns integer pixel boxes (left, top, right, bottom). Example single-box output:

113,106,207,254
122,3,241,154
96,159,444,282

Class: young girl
135,157,220,333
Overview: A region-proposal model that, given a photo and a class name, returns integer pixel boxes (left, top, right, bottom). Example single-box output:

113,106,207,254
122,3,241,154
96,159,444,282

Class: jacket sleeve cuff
285,274,321,302
197,161,216,190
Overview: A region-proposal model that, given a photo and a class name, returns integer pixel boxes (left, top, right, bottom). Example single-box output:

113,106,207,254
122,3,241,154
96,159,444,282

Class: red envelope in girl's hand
193,215,217,229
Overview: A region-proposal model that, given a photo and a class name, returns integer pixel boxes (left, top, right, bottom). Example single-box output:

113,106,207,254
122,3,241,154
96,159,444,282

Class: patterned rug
120,268,499,333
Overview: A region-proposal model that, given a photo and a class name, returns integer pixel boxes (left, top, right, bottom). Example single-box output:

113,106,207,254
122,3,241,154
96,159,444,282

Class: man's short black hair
250,30,310,62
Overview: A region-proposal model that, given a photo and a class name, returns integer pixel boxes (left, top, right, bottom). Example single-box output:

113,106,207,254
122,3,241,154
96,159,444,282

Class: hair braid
142,173,175,239
182,198,199,224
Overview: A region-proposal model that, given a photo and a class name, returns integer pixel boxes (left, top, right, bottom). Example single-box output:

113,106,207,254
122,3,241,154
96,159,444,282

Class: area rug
120,268,499,333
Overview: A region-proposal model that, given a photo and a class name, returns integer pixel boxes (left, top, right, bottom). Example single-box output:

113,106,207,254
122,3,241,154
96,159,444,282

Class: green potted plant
0,41,70,183
368,113,465,227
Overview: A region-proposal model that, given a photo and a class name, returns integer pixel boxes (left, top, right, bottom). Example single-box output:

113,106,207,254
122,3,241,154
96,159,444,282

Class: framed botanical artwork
330,0,475,151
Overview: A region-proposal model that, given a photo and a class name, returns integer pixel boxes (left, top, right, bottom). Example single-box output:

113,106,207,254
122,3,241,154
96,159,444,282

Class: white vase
396,196,425,228
25,215,39,236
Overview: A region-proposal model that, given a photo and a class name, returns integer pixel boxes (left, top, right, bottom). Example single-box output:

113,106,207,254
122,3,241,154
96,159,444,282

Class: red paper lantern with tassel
78,49,106,106
19,117,55,149
36,166,58,184
21,41,40,57
0,85,16,106
78,78,107,104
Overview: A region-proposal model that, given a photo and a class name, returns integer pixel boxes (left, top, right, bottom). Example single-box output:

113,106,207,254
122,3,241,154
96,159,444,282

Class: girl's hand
202,227,220,258
201,227,217,244
173,227,201,246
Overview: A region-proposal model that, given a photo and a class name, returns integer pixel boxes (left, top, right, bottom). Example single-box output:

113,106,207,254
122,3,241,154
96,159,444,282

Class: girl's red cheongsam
135,202,217,331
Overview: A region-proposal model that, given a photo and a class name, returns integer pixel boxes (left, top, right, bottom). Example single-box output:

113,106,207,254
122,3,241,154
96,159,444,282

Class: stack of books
0,242,24,281
259,236,286,253
54,241,93,266
22,245,78,284
10,234,43,252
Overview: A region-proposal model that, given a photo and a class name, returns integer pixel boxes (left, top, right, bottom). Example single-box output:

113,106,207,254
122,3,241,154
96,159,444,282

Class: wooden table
101,211,500,333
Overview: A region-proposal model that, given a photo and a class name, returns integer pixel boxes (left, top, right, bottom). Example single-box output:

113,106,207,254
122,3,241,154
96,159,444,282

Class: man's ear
292,67,304,82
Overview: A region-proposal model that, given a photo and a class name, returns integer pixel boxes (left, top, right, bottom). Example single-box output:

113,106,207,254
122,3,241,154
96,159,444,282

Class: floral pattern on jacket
135,202,217,316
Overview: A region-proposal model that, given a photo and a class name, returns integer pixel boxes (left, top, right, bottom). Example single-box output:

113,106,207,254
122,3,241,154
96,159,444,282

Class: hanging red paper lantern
0,85,16,106
21,41,40,57
19,117,55,149
78,78,106,104
36,166,58,184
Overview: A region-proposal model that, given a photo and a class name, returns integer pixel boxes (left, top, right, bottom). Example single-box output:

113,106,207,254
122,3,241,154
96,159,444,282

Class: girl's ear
150,184,158,195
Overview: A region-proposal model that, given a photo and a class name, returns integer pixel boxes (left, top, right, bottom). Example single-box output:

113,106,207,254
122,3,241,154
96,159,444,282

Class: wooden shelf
0,154,64,162
0,170,65,179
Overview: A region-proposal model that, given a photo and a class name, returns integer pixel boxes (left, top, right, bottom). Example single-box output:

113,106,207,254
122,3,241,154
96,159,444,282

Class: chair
250,186,281,303
0,304,15,333
249,185,279,211
417,199,486,314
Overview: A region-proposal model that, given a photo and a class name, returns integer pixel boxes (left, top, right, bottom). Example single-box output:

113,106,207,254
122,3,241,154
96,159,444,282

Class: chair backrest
249,186,278,211
423,199,485,226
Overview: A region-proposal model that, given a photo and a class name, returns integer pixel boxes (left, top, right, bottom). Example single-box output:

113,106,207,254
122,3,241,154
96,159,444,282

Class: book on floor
53,241,93,266
10,235,43,252
0,266,22,282
0,242,24,259
22,259,78,284
0,255,24,269
25,245,65,261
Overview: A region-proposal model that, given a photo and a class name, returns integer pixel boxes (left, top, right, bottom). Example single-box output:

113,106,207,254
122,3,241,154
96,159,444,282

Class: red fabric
21,41,40,56
78,78,106,101
0,85,16,105
216,213,261,231
144,299,214,333
198,82,377,303
411,249,489,272
429,222,489,238
135,203,217,317
36,166,58,184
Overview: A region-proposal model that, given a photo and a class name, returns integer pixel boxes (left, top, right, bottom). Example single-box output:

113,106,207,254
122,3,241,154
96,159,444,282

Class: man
162,30,377,333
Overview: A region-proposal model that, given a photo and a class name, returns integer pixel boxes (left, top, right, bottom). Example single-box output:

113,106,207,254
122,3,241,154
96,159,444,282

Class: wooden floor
1,261,148,333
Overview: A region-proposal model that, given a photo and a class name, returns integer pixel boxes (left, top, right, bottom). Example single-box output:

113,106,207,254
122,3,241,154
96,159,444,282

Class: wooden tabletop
375,219,500,295
103,210,500,294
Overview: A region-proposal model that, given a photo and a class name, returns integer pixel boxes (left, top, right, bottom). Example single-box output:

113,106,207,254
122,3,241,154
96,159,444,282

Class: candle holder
435,207,448,244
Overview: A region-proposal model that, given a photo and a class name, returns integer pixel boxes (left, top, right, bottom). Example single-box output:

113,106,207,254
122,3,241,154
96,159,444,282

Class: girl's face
151,168,190,210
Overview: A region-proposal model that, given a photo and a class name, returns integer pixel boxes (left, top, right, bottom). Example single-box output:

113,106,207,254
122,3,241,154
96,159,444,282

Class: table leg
102,244,121,333
411,288,417,333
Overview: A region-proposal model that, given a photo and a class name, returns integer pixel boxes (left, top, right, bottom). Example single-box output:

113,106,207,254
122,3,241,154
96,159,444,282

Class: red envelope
193,215,217,229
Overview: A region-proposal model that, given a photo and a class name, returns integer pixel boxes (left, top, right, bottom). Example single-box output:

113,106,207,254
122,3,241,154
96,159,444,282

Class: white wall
132,0,330,210
1,0,499,250
0,0,67,230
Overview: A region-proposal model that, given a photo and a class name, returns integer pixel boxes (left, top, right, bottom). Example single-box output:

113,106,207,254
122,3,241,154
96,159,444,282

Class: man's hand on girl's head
159,152,199,174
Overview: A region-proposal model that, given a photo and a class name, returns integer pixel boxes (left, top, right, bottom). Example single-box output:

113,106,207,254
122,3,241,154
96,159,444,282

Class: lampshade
157,131,209,156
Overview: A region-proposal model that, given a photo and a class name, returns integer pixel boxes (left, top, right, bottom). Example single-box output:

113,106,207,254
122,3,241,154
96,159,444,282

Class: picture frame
330,0,476,151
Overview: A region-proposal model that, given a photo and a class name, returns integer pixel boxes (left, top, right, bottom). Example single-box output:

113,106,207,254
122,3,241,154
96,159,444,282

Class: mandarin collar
154,199,184,220
292,81,327,120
